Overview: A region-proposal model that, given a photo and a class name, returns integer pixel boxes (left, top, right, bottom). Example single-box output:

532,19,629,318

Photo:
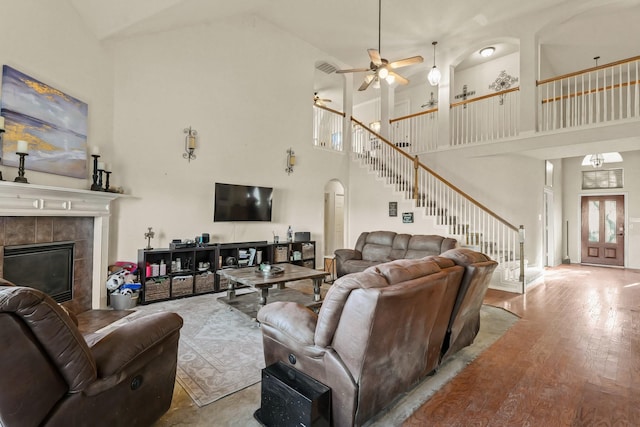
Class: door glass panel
589,200,600,242
605,200,617,243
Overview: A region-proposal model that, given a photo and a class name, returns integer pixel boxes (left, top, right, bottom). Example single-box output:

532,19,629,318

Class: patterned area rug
97,290,265,407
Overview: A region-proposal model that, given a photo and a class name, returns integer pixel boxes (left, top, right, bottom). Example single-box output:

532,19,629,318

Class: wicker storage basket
274,245,289,263
195,272,215,293
144,278,170,301
172,275,194,297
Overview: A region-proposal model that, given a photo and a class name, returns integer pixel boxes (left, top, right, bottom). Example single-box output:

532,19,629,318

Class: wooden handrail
450,87,520,109
350,116,519,232
389,107,438,124
537,55,640,86
540,80,639,104
313,103,346,117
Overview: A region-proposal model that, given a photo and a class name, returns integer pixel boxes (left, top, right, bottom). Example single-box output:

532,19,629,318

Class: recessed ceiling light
479,47,495,58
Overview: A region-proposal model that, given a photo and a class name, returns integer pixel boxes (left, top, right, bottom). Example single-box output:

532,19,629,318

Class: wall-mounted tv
214,182,273,222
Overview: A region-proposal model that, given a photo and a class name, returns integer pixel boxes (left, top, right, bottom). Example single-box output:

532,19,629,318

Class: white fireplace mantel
0,181,123,309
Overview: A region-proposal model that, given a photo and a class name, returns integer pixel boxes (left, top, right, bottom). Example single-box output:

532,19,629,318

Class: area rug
96,290,264,407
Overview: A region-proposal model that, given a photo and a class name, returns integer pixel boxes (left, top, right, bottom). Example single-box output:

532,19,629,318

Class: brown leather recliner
0,285,183,427
334,231,458,278
257,257,465,427
437,248,499,360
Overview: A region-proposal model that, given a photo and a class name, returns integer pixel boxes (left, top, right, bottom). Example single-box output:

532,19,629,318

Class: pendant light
427,41,441,86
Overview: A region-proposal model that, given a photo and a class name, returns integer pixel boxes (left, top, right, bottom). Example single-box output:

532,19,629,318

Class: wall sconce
286,148,296,175
183,126,197,162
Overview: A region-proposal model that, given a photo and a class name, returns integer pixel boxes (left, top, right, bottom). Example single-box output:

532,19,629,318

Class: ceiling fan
313,92,332,106
336,0,423,91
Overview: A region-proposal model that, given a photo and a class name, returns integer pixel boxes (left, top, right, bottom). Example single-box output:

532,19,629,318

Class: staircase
351,117,540,292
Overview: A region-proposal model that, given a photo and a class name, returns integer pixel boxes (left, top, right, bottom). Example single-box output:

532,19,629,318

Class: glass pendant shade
428,66,441,86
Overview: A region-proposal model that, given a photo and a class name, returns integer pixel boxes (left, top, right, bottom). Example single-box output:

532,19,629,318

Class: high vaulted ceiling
68,0,640,80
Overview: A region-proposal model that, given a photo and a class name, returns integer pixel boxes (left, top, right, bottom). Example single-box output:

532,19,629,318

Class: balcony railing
450,87,520,146
389,108,439,153
537,56,640,131
313,104,345,151
351,117,525,290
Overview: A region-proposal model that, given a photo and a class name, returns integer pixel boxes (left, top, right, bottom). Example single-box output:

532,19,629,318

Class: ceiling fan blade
389,71,409,85
389,55,424,69
358,74,375,91
336,67,371,74
368,49,382,66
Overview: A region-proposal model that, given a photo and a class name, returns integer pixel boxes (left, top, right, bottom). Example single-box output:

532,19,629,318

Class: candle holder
97,167,104,190
0,128,4,181
14,153,29,184
104,170,111,192
90,154,101,190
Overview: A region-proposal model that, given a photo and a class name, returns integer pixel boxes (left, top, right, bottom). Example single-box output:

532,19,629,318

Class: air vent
315,62,337,74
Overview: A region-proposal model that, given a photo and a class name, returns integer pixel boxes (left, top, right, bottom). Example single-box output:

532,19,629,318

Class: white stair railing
352,117,525,290
450,87,520,146
537,55,640,131
313,104,345,151
389,108,439,153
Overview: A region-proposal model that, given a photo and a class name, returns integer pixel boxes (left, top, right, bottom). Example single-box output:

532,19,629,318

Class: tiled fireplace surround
0,216,94,313
0,181,120,311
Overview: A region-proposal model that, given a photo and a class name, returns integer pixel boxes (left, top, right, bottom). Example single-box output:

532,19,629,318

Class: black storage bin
255,362,331,427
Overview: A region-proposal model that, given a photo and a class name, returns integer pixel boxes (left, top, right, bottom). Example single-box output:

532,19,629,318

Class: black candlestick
14,153,28,183
90,154,101,190
104,171,111,192
97,168,104,190
0,129,4,181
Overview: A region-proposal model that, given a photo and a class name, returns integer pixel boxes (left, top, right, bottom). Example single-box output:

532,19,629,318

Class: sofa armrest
89,312,183,380
257,301,317,346
334,249,362,263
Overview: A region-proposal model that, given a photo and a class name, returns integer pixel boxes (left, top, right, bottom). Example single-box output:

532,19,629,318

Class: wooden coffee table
217,263,328,306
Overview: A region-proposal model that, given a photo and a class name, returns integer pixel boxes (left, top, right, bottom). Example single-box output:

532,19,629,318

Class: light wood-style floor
404,264,640,426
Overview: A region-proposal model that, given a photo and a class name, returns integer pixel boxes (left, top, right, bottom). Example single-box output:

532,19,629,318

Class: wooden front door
581,195,624,266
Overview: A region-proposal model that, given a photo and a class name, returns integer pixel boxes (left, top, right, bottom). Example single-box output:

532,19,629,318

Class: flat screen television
214,182,273,222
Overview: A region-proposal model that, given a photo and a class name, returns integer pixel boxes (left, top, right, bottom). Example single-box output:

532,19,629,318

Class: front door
580,195,624,266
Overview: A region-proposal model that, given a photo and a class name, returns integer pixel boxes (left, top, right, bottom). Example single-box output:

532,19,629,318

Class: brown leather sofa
0,284,183,427
257,248,497,427
334,230,458,278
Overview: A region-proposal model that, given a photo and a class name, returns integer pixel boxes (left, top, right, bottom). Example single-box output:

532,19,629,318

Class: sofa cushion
389,233,411,260
315,271,389,347
368,257,442,285
405,235,456,259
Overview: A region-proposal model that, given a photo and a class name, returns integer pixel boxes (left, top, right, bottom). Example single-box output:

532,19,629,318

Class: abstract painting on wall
0,65,88,179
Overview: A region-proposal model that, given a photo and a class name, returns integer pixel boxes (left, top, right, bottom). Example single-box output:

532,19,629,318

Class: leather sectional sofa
257,248,497,427
334,230,458,278
0,284,183,427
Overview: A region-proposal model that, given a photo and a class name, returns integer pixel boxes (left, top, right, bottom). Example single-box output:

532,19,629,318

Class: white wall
0,0,114,189
109,15,350,264
562,150,640,269
453,52,520,101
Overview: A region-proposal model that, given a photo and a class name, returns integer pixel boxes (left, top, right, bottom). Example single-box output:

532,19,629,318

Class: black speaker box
254,362,330,427
294,231,311,242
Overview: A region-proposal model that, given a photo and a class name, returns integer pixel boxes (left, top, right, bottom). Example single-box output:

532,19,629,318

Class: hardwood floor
404,264,640,426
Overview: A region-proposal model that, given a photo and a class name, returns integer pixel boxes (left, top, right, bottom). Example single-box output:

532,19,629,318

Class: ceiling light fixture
590,153,604,168
480,47,495,57
427,41,441,86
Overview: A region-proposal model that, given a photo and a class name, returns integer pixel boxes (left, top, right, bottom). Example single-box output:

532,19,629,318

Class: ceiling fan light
480,47,495,57
372,78,381,89
386,74,395,84
378,67,389,79
428,66,441,86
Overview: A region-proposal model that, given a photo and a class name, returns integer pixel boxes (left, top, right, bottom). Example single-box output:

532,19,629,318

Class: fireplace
0,181,121,310
3,242,75,303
